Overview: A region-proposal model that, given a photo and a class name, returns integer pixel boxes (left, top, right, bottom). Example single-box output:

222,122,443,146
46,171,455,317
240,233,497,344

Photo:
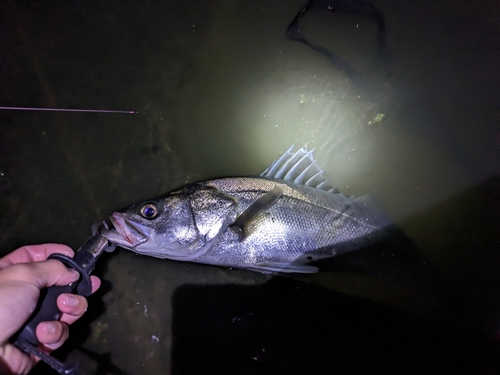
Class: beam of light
241,66,375,189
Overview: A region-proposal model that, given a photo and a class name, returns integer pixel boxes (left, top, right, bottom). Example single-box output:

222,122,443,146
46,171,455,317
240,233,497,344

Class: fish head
101,186,238,261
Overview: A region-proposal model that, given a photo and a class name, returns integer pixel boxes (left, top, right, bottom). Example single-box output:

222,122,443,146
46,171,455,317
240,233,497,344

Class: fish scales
195,177,387,271
101,146,392,273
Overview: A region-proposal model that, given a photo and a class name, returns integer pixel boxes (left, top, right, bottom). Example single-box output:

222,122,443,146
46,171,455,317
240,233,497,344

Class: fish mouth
100,212,149,248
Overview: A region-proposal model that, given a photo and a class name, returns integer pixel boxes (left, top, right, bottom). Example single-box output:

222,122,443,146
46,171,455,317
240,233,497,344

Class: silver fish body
101,147,392,273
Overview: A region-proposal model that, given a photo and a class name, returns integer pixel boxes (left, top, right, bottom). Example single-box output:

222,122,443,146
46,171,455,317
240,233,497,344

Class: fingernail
43,322,56,334
64,294,79,307
69,269,80,281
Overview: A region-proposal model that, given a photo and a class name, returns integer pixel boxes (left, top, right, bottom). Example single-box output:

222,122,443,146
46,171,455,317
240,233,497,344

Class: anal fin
247,262,319,274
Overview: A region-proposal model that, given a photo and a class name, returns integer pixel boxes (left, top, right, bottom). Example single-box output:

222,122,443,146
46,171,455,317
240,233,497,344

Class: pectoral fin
230,185,285,240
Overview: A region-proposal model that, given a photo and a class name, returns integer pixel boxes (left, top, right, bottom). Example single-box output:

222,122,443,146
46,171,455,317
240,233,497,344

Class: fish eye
139,203,158,219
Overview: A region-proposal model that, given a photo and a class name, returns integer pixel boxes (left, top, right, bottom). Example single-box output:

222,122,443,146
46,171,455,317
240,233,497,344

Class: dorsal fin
261,146,336,192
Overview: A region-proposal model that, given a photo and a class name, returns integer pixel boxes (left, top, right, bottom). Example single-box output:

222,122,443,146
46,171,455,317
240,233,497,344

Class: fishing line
0,106,156,115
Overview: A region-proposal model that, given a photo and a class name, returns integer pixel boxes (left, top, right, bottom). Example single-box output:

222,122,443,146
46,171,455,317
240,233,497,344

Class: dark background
0,1,499,374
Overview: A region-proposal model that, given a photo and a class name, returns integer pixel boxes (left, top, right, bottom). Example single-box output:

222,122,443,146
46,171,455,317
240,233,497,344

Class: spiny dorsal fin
261,146,336,192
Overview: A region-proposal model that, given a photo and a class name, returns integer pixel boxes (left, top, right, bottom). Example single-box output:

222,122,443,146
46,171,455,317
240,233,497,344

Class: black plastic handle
11,228,114,375
15,254,88,346
15,337,79,375
12,253,84,375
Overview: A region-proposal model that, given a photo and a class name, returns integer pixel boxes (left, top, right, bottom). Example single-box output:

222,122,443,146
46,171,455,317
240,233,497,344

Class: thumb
0,260,80,346
0,259,80,289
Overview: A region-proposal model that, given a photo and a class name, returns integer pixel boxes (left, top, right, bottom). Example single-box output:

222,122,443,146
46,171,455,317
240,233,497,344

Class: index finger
0,244,74,269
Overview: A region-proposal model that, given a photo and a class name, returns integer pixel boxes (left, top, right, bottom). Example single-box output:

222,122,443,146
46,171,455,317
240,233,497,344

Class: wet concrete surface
0,0,499,374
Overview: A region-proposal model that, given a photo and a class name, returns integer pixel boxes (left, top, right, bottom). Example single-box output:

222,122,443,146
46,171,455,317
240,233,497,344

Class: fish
101,146,393,274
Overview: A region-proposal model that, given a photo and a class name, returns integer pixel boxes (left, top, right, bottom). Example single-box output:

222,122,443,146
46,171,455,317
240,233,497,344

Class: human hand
0,244,101,375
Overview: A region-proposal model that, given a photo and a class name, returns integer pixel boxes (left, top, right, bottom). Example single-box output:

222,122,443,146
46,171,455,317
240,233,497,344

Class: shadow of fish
286,0,392,119
101,146,393,273
286,0,388,81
